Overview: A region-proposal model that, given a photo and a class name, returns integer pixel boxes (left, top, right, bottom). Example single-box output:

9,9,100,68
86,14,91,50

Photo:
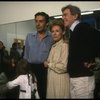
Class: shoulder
57,40,68,49
77,22,90,29
26,31,37,38
74,22,91,33
3,49,9,56
16,75,27,79
62,41,68,49
46,31,52,37
47,31,51,35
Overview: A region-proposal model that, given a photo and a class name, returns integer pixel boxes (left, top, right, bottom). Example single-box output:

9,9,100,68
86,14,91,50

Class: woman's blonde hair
49,19,69,43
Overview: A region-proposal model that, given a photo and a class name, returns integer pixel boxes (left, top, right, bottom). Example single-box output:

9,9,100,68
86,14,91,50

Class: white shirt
7,74,40,99
70,20,80,31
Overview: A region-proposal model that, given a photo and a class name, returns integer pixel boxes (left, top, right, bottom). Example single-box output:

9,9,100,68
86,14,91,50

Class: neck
38,31,46,41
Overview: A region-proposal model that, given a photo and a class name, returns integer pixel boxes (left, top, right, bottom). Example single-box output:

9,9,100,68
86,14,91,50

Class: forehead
35,15,45,20
52,25,61,29
51,25,63,32
63,8,71,14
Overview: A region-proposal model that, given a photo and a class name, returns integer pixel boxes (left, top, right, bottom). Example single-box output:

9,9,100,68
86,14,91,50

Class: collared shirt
24,31,53,64
47,39,69,74
70,20,80,32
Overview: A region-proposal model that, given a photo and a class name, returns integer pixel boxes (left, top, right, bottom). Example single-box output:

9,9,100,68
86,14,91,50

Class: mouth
53,37,57,39
37,27,41,30
36,26,40,28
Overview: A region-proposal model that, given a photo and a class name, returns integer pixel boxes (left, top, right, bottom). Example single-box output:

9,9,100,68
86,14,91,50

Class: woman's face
51,25,63,42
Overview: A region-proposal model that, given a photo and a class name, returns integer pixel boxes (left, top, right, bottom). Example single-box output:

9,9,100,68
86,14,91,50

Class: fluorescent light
54,16,62,19
81,11,94,15
92,8,100,11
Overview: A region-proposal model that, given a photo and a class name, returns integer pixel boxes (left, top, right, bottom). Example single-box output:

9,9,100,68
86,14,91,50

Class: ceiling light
54,16,62,19
81,11,94,15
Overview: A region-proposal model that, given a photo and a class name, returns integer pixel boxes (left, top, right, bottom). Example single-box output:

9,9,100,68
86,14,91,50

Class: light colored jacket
7,74,40,99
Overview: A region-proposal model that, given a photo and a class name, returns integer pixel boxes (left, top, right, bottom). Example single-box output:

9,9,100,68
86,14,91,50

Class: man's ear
74,14,78,20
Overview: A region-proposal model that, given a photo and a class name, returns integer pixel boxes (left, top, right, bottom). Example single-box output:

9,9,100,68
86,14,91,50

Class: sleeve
24,34,30,60
48,43,69,74
6,76,21,89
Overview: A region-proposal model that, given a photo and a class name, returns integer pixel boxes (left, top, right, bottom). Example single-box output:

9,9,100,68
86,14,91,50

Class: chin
54,39,60,43
64,23,69,28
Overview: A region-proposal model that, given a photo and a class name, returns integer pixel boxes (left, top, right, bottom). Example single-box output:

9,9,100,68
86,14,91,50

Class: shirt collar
53,39,63,47
32,30,51,37
70,20,80,31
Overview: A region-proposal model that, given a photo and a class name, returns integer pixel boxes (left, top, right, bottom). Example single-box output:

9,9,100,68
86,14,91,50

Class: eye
51,30,54,33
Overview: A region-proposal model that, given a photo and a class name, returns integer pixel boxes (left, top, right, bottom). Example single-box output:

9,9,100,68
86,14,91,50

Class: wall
0,19,36,52
0,1,100,52
0,1,100,25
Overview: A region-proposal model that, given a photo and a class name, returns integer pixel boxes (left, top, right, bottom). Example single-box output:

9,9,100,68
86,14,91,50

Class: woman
44,19,70,98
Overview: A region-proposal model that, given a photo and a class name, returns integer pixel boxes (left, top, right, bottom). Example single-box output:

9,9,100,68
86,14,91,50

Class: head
17,43,22,49
0,41,4,50
16,59,30,76
50,19,65,43
12,42,18,49
61,4,81,28
35,12,49,33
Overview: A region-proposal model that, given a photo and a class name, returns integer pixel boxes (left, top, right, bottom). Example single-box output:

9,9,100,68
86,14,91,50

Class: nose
36,22,39,26
52,32,56,36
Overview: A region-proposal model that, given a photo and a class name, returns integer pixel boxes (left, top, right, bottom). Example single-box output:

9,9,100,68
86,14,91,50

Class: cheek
64,21,69,27
56,33,62,40
64,18,73,27
54,36,62,42
58,36,62,40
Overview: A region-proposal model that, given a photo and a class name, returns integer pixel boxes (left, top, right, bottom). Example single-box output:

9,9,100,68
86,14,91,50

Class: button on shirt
24,31,53,64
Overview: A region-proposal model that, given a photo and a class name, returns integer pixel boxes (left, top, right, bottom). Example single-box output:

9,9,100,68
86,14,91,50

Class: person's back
0,41,10,78
6,59,40,99
10,42,20,61
7,74,39,99
17,43,23,58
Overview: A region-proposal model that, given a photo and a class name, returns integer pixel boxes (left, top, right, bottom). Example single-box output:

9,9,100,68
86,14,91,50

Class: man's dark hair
35,12,49,23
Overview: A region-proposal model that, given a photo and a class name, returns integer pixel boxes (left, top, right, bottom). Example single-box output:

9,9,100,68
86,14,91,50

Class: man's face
62,9,77,28
35,15,47,32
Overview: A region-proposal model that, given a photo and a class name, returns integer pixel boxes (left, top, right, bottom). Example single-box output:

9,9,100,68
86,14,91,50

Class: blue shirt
24,31,53,64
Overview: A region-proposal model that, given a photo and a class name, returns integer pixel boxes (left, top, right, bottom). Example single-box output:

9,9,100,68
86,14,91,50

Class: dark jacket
0,47,9,73
67,22,100,77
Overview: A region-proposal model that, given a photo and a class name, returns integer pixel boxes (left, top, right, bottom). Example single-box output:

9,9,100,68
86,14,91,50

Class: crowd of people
0,4,100,99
